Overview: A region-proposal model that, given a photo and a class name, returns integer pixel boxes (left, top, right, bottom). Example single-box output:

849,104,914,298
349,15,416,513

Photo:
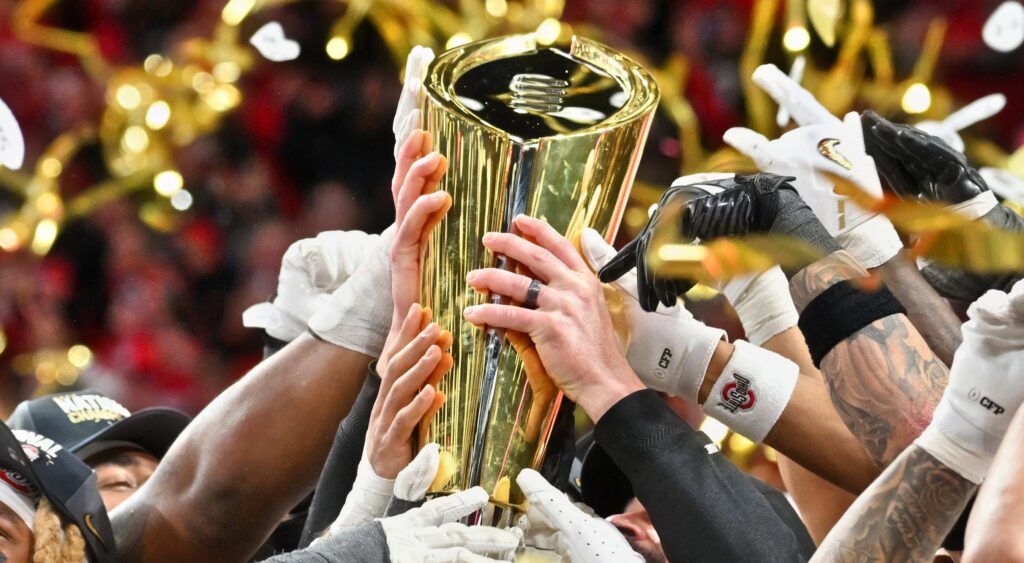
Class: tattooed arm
873,250,962,366
790,251,948,466
811,445,975,563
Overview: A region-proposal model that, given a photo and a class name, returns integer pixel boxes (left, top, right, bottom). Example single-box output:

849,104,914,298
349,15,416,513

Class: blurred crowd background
0,0,1021,423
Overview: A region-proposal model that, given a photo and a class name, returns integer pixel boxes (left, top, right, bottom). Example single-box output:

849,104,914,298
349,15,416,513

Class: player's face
0,502,34,563
607,498,667,563
88,448,160,511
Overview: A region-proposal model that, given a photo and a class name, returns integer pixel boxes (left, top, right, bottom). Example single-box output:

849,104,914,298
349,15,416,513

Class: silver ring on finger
524,279,543,310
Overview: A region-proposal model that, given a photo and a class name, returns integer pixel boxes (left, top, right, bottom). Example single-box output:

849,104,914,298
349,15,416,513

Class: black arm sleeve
297,368,381,547
594,390,813,562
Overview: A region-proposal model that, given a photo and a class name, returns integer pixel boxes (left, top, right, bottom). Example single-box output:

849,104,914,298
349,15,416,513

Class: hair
31,497,87,563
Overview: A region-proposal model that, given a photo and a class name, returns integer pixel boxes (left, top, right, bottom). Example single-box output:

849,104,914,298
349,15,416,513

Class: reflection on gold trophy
418,34,658,518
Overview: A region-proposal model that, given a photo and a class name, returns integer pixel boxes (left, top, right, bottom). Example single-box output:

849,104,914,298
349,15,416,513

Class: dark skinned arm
112,334,372,563
873,249,962,366
789,251,948,467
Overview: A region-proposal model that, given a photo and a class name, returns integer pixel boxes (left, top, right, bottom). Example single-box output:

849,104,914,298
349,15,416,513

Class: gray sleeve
259,521,389,563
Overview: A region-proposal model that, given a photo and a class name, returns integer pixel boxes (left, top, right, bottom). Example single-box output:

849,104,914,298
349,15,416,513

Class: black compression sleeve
298,368,381,547
595,390,812,562
798,280,906,367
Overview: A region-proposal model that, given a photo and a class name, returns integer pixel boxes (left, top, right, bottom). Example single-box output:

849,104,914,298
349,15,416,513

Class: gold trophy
418,33,659,517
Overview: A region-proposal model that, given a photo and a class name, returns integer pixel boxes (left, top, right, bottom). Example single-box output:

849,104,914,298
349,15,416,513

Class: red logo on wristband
719,375,756,413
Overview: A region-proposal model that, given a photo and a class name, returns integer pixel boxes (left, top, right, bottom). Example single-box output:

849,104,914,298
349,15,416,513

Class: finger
436,330,453,351
392,130,429,203
463,303,543,333
751,64,839,126
420,189,452,249
515,468,558,498
943,93,1006,132
598,235,641,283
417,486,489,524
418,390,446,448
512,215,591,274
382,345,442,425
419,523,522,553
466,268,557,309
722,127,775,170
387,384,436,444
395,191,451,258
395,442,441,502
579,228,616,272
481,232,571,283
424,351,453,389
375,304,425,419
423,547,505,562
394,109,423,157
387,324,442,385
396,153,445,225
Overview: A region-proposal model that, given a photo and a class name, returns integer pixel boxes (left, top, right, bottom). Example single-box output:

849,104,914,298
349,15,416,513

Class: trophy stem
466,143,538,495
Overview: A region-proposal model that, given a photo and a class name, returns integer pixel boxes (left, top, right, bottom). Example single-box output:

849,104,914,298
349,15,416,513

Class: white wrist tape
948,191,998,220
330,455,395,532
836,214,903,269
702,340,799,443
914,400,993,484
719,266,798,346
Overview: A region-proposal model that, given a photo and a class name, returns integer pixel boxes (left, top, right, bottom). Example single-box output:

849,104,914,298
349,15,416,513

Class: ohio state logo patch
0,468,33,496
717,374,756,413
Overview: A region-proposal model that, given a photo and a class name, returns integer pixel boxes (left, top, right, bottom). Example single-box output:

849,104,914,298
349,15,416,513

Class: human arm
463,216,813,561
789,250,948,467
964,408,1024,562
814,281,1024,562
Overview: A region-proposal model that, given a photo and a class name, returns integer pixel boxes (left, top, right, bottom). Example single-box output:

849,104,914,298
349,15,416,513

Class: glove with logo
393,46,435,158
243,230,381,343
308,226,396,357
724,64,903,268
516,469,641,562
915,279,1024,483
581,228,725,404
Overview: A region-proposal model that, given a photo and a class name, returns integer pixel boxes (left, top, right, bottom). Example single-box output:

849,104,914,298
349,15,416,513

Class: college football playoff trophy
418,33,659,516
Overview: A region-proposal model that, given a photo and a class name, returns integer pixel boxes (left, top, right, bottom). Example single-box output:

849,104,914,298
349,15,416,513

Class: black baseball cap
0,421,116,561
7,389,191,462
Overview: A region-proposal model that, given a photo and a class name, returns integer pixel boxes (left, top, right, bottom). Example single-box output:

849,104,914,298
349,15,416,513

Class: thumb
394,443,441,501
1009,279,1024,319
515,469,559,501
722,127,774,169
580,228,616,272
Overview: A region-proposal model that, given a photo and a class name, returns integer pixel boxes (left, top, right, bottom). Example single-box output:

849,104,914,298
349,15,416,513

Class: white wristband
914,399,995,485
702,340,799,443
330,455,395,533
948,191,998,220
836,213,903,269
719,266,798,346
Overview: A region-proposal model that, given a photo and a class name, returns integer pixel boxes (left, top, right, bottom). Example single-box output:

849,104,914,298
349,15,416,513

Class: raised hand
464,215,644,421
861,110,992,209
393,46,435,158
516,469,641,562
243,230,381,343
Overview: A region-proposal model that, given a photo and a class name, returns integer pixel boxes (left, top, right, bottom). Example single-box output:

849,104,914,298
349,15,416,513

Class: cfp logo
653,348,673,379
509,74,568,113
968,388,1006,415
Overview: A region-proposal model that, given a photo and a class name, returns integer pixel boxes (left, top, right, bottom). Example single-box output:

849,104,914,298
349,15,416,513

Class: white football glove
516,469,642,562
308,226,395,357
915,279,1024,483
724,64,903,268
914,93,1005,154
581,228,725,403
393,46,435,158
244,230,381,342
382,487,521,562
